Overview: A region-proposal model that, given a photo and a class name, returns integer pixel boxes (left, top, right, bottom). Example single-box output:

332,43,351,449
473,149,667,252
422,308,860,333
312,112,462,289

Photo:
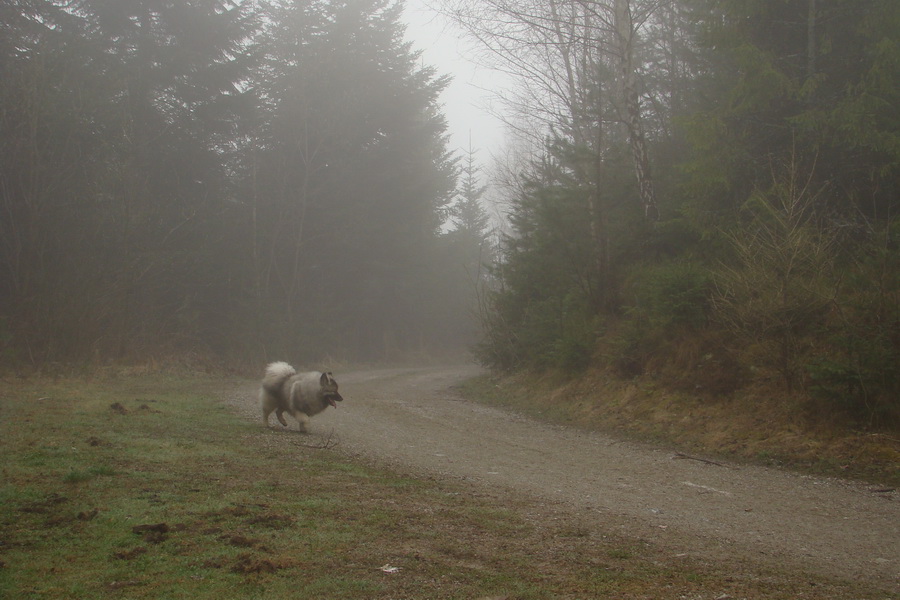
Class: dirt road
227,365,899,593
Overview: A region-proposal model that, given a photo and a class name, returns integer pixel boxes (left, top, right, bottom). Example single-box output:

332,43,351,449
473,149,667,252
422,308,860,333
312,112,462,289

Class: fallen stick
671,452,732,468
296,429,339,450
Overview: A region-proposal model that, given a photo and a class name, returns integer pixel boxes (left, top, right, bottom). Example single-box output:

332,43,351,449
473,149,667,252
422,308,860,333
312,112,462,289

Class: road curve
229,365,900,593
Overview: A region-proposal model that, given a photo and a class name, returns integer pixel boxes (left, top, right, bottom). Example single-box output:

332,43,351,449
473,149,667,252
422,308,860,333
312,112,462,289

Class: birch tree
443,0,662,220
611,0,658,219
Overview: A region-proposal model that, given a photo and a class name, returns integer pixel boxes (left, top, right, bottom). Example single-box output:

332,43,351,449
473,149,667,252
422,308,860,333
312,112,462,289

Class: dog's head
319,372,343,408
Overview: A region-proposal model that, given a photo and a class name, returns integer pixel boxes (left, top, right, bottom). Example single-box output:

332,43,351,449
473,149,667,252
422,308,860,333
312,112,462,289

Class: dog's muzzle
326,393,343,408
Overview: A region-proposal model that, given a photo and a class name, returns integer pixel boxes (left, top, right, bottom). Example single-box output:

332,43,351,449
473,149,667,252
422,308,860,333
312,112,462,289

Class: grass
0,373,891,599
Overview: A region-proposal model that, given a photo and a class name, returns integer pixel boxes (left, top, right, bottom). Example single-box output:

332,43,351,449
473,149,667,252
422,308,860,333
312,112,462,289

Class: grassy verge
0,373,889,599
457,371,900,487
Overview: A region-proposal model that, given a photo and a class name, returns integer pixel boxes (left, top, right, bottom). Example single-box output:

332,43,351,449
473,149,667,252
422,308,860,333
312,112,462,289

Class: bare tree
442,0,608,305
440,0,662,220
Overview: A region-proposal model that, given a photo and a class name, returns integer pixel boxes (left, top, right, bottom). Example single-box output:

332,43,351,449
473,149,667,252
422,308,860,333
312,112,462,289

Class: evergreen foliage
0,0,472,365
465,0,899,425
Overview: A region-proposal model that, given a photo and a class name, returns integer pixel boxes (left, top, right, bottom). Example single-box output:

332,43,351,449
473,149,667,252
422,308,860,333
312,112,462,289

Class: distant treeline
447,0,899,426
0,0,491,366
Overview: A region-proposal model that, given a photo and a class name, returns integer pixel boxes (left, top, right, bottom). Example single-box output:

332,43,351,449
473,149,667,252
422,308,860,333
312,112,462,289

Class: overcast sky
400,0,507,160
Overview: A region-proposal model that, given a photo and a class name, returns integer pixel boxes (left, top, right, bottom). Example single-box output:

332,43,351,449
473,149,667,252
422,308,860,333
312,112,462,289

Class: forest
0,0,490,365
447,0,899,426
1,0,898,425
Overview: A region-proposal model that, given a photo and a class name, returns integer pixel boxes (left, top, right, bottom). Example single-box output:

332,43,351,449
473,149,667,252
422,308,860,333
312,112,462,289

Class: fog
0,0,489,366
2,0,898,411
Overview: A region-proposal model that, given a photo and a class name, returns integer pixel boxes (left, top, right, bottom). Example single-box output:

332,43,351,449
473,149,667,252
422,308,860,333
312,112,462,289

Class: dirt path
226,365,899,593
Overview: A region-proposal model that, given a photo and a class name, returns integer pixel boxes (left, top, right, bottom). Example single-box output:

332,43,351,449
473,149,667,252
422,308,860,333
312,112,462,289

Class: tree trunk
614,0,658,220
807,0,817,80
548,0,610,305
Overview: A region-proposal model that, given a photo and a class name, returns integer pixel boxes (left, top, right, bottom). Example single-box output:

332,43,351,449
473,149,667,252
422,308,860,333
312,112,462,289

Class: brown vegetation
467,367,900,487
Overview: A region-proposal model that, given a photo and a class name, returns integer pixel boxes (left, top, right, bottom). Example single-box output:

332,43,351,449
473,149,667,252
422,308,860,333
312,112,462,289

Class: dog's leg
275,408,288,428
295,413,310,433
261,392,274,426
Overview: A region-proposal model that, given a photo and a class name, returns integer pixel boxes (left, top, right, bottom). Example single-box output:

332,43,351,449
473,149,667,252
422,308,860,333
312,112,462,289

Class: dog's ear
320,372,329,387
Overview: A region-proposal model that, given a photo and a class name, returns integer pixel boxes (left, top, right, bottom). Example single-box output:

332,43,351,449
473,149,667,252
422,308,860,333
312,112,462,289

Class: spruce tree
248,0,456,359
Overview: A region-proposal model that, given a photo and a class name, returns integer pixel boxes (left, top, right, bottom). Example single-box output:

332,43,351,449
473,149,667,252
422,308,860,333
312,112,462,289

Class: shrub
807,222,900,427
711,165,836,391
610,261,713,377
630,261,712,330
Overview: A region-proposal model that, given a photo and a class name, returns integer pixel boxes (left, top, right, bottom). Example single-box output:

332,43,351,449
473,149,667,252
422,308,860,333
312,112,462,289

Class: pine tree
449,142,491,243
67,0,258,355
681,0,899,223
0,0,111,361
248,0,456,359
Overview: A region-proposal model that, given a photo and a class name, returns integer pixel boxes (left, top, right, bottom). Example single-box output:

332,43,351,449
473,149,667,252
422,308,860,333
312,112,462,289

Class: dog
260,362,343,432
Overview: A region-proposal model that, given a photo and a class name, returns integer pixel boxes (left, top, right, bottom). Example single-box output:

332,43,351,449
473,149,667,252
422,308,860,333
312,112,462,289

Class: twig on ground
296,429,340,450
672,452,733,468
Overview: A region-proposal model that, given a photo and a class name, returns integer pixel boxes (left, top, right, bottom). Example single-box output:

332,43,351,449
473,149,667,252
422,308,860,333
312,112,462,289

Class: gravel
222,365,900,594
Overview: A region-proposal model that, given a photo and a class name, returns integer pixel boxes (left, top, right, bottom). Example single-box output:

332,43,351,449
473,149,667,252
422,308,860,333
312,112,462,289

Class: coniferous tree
436,143,494,353
0,0,257,362
448,143,491,246
0,0,464,366
0,0,111,361
247,0,456,360
70,0,257,356
680,0,899,224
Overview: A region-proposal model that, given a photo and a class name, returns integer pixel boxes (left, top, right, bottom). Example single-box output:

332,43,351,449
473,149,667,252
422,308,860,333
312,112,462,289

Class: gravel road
224,365,899,594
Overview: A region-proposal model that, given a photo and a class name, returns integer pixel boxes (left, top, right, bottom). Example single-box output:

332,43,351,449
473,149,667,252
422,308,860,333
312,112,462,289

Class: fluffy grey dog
260,361,343,431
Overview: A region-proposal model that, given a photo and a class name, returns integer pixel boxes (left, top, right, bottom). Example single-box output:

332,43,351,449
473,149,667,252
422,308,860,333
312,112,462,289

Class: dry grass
463,368,900,487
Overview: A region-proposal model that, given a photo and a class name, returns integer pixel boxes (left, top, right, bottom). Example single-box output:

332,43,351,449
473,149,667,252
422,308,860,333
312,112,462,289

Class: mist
0,0,491,367
2,0,898,424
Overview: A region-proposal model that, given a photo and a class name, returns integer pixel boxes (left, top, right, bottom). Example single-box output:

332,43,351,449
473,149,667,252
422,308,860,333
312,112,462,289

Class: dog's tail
262,361,296,392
